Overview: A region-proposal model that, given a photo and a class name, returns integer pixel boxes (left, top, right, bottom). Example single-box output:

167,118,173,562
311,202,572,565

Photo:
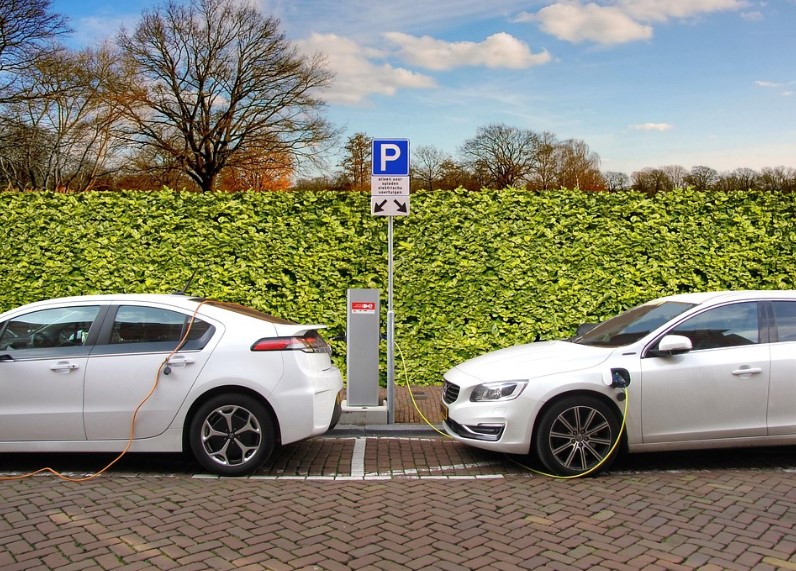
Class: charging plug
610,368,630,389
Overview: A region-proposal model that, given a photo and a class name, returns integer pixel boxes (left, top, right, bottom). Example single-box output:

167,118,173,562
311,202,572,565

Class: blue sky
52,0,796,175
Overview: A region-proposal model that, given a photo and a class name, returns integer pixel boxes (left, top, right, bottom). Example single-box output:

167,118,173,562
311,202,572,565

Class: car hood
448,340,613,384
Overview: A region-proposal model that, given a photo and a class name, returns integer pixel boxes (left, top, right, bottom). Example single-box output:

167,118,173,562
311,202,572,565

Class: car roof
2,294,204,315
652,290,796,305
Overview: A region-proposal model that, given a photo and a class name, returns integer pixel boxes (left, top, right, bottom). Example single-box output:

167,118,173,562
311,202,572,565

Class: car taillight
251,332,331,354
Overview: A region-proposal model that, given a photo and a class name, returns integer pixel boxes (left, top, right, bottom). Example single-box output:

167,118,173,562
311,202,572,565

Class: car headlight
470,380,528,402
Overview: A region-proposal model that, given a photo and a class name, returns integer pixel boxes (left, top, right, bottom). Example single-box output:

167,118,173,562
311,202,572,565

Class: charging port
610,368,630,389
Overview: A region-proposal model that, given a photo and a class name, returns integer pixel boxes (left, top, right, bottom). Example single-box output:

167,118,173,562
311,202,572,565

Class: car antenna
174,271,198,295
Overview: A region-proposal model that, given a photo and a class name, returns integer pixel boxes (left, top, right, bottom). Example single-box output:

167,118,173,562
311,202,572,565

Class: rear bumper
329,392,343,430
274,366,344,444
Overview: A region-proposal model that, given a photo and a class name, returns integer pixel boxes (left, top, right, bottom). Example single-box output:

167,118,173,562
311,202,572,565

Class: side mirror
653,334,693,357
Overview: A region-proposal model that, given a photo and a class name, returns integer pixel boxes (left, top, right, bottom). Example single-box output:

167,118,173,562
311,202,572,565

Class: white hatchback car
0,294,343,476
442,290,796,476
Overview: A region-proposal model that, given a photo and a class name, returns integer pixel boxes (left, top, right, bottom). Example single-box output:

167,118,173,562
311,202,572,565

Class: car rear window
772,301,796,342
205,300,297,325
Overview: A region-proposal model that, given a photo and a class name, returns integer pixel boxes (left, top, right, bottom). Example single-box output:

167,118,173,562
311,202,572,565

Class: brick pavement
2,467,796,570
385,385,443,424
2,386,796,570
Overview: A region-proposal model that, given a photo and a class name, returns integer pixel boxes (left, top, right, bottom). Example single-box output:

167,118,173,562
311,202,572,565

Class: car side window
667,302,759,350
772,301,796,342
109,306,214,350
0,306,101,351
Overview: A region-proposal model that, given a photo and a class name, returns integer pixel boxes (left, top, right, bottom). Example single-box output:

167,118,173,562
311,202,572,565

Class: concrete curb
327,423,445,438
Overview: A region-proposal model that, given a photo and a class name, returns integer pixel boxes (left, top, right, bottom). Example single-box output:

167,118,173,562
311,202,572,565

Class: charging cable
396,340,630,479
396,340,452,439
0,300,209,482
505,386,629,479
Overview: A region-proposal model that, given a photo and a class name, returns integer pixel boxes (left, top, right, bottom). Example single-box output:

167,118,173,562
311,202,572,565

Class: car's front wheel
534,395,621,477
189,394,275,476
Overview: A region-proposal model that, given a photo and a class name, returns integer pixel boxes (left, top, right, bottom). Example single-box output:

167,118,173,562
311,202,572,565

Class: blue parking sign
372,139,410,176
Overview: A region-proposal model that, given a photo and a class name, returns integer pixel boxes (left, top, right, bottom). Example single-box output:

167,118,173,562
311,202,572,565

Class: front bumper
441,381,537,455
444,416,505,441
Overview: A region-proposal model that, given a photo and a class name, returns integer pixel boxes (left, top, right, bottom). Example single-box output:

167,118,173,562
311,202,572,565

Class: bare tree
292,174,337,191
412,144,450,191
685,165,718,191
459,123,541,189
758,166,796,192
528,131,558,191
631,168,675,196
338,132,371,191
603,171,630,192
437,158,481,191
732,168,760,191
554,138,604,191
0,119,53,188
116,0,336,192
0,0,69,103
660,165,688,190
0,43,128,191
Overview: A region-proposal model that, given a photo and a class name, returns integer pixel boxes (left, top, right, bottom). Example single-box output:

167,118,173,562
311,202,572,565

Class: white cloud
631,123,674,131
295,33,436,106
383,32,551,70
619,0,746,22
260,0,535,41
516,3,653,45
740,10,764,21
755,80,796,96
517,0,747,46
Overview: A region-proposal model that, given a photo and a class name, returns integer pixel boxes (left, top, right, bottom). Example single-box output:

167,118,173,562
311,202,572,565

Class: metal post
386,216,395,424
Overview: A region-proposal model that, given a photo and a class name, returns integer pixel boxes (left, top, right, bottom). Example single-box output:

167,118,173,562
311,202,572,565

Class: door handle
732,366,762,376
50,362,79,372
166,356,196,367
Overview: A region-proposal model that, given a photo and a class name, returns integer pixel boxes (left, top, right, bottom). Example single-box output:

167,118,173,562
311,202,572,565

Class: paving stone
2,386,796,569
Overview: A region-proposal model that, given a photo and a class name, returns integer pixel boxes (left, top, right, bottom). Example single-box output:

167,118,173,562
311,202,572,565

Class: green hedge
1,189,795,385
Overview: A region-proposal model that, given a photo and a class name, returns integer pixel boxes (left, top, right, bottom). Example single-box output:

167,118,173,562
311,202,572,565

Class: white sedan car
442,290,796,476
0,294,343,476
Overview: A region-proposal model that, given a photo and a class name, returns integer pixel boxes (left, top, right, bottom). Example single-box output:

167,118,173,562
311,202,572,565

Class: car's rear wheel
535,395,620,477
189,394,275,476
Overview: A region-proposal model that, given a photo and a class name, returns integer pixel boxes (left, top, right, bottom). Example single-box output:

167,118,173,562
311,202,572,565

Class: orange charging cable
0,300,209,482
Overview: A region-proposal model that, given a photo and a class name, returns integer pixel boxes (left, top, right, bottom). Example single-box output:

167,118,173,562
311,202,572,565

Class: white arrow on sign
371,195,410,216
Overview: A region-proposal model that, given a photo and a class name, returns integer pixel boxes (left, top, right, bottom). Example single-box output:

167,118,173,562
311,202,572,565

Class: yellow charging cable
396,341,451,438
504,387,629,479
396,340,630,479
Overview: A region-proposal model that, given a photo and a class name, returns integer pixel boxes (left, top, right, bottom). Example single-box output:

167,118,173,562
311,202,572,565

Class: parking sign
372,139,410,176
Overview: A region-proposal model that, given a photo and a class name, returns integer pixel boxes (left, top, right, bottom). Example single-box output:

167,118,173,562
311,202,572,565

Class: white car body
0,294,343,475
442,290,796,475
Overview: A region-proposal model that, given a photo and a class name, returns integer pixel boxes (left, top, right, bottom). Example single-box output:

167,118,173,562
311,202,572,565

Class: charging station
341,288,387,423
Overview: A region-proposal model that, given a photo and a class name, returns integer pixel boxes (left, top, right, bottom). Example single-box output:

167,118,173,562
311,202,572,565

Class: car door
767,301,796,435
0,305,103,442
640,301,769,443
83,304,217,440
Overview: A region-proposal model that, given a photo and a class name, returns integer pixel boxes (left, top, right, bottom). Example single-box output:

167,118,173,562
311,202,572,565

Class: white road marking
351,437,366,478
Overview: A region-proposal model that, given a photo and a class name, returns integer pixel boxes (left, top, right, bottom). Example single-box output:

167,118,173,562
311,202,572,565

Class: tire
534,395,621,477
189,394,275,476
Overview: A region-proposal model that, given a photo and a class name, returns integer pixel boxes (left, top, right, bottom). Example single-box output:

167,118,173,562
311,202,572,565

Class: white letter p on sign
380,144,401,172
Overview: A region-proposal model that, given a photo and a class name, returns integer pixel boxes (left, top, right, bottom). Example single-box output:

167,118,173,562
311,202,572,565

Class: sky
51,0,796,175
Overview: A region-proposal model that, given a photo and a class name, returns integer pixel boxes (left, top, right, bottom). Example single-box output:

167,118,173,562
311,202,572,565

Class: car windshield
573,301,696,347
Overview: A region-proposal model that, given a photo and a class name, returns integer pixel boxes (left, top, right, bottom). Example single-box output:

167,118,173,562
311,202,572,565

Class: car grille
442,381,460,404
